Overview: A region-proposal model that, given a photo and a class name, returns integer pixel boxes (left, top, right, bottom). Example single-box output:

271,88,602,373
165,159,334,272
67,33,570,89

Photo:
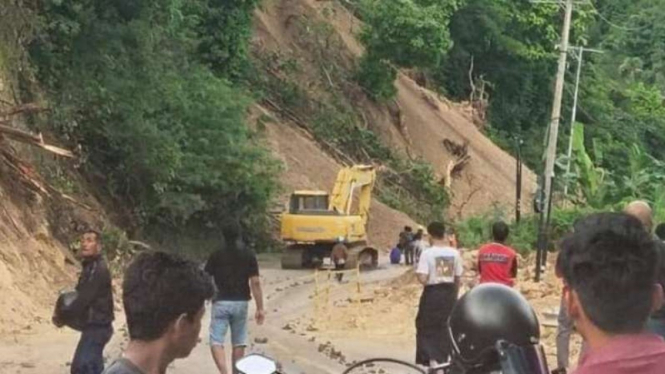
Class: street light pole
563,46,604,197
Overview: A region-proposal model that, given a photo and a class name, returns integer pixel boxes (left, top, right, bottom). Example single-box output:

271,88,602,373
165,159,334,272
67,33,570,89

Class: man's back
331,243,348,263
417,246,463,285
573,334,665,374
205,249,258,301
478,243,517,287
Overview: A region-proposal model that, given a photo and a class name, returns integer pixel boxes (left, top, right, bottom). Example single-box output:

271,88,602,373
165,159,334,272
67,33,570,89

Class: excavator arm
329,165,376,225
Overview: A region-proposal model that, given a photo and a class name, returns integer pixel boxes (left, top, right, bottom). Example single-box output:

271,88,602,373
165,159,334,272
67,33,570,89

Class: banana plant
571,122,612,208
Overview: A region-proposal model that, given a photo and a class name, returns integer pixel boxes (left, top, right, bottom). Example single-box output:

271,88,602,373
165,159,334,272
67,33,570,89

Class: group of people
53,224,265,374
411,200,665,374
392,226,442,266
412,220,519,369
53,198,665,374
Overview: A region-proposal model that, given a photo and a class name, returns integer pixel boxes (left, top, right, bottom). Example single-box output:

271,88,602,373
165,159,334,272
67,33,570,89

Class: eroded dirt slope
254,105,417,251
252,0,537,219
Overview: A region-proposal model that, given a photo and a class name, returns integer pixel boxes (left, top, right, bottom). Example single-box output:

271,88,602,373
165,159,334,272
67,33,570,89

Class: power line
585,0,650,32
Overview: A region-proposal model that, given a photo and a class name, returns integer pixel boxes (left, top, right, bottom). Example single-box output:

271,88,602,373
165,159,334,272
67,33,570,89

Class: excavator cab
288,191,335,214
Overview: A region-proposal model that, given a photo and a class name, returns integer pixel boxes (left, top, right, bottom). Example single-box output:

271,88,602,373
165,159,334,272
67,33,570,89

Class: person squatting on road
205,224,265,374
415,222,464,367
54,230,114,374
103,251,214,374
477,221,518,287
331,237,349,282
558,212,665,374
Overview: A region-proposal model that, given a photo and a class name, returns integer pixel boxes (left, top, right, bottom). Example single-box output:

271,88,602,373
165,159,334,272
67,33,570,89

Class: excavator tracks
280,246,306,269
280,243,378,270
346,244,379,270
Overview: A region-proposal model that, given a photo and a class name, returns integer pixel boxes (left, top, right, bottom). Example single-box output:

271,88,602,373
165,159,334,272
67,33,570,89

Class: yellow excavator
280,164,379,269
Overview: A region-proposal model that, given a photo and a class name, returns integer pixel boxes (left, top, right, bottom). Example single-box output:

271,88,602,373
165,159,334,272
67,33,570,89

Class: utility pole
563,46,604,197
535,0,574,283
542,0,573,222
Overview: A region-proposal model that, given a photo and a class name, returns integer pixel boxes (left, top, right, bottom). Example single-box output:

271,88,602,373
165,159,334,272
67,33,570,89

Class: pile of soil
294,249,582,368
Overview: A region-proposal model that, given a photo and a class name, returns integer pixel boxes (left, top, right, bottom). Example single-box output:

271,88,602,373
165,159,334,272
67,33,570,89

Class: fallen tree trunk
0,103,47,117
0,123,75,158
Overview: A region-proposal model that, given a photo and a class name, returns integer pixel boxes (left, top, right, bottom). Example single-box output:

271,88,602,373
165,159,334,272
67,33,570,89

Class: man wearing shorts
205,225,265,374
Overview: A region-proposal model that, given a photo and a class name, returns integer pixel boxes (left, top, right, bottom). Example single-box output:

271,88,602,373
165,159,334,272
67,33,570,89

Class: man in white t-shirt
415,222,463,368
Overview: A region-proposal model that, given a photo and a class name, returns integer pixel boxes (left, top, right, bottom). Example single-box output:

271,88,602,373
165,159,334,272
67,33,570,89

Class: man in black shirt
54,230,114,374
205,226,265,374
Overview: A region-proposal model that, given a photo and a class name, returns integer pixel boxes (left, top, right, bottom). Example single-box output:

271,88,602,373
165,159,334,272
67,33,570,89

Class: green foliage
570,123,611,207
417,0,665,221
455,207,595,255
378,158,448,223
27,0,279,251
360,0,457,69
437,0,569,167
356,0,460,99
101,227,132,263
195,0,261,81
356,56,397,101
249,47,448,223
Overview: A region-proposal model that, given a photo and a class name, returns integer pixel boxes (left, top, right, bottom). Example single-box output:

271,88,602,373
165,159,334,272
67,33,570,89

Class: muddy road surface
0,254,410,374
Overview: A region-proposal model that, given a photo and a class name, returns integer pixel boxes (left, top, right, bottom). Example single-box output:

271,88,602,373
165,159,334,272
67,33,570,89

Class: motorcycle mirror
235,354,278,374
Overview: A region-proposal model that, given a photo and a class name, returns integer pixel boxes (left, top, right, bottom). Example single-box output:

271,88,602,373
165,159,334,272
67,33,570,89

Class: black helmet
448,284,542,373
54,290,85,331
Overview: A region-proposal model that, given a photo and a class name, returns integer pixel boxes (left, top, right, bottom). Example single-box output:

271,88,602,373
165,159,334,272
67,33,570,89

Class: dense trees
357,0,462,99
27,0,277,251
10,0,665,248
356,0,665,214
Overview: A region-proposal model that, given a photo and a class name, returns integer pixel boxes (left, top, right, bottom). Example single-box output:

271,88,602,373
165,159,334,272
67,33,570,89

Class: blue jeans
210,301,249,347
647,318,665,339
71,324,113,374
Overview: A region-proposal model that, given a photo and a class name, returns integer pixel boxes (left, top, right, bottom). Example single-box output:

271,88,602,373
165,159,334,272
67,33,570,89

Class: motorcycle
234,340,550,374
235,284,552,374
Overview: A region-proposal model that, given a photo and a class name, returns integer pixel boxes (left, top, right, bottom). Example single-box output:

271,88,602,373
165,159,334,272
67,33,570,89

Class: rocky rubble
290,248,582,369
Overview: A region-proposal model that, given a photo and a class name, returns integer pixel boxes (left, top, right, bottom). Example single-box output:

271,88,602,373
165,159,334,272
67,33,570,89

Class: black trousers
404,246,415,265
71,324,113,374
415,283,459,366
334,263,345,282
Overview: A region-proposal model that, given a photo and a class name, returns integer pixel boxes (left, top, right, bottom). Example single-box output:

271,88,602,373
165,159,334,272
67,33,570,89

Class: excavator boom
329,165,376,225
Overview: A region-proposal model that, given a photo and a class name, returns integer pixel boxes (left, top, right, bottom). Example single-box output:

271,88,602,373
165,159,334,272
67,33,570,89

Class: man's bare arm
250,276,265,325
417,273,429,285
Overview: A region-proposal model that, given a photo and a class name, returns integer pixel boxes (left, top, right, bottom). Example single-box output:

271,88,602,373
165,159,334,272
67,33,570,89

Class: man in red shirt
477,221,517,287
558,212,665,374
